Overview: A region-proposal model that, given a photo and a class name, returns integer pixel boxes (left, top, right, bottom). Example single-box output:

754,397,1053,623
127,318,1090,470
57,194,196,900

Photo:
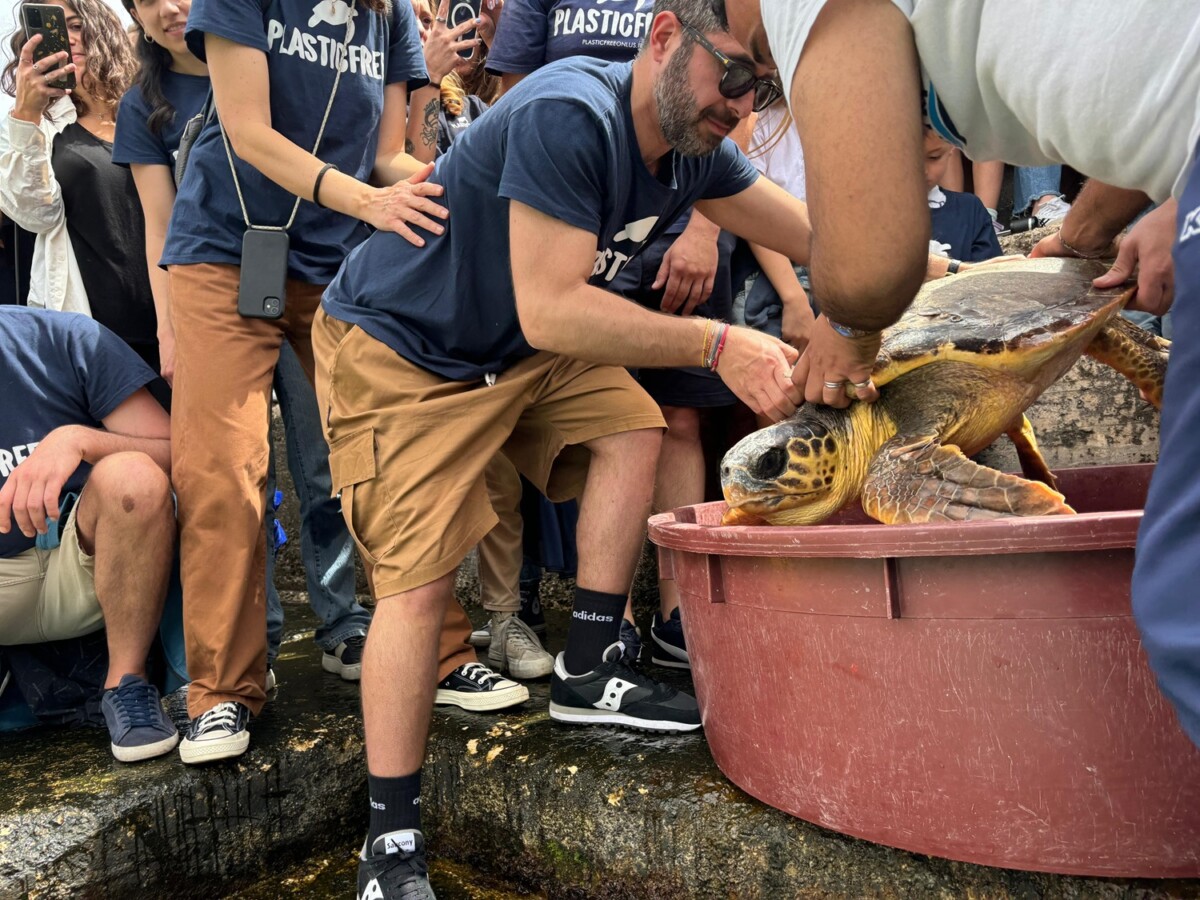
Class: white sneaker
1033,195,1071,224
488,615,554,679
468,620,492,648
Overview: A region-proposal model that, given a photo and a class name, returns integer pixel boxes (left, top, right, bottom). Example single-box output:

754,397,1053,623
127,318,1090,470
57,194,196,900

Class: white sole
435,683,529,711
322,654,362,681
112,730,180,763
548,702,701,733
488,648,555,681
179,730,250,764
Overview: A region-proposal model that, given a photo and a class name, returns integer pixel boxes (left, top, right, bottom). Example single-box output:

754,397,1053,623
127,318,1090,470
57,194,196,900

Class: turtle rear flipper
1085,313,1169,409
862,434,1075,524
1005,415,1059,491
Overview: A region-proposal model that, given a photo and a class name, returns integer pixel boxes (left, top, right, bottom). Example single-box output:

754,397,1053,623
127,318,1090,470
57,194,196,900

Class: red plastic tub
648,464,1200,877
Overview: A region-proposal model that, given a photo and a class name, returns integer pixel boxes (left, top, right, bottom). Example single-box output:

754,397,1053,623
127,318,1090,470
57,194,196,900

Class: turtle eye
754,447,789,481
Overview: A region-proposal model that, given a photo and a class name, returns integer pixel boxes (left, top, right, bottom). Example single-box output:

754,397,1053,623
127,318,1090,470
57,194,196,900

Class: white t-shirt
761,0,1200,201
748,101,806,201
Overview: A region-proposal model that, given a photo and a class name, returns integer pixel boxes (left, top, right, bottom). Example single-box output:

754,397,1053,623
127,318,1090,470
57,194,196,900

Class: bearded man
313,1,818,895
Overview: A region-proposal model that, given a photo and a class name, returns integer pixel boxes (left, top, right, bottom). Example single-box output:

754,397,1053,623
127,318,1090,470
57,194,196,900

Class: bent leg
72,453,175,689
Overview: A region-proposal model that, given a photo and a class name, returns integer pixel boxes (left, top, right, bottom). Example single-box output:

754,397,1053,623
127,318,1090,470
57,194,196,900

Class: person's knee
86,453,172,522
661,406,701,445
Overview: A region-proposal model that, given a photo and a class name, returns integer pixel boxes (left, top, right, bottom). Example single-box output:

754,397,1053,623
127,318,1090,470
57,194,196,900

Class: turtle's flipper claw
862,435,1075,525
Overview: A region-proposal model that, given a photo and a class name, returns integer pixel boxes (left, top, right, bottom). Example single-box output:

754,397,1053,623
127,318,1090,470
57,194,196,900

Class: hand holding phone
447,0,482,59
21,4,75,93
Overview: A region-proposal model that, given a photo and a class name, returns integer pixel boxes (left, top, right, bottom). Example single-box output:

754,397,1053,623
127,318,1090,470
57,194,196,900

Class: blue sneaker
650,608,690,670
100,674,179,763
620,618,642,665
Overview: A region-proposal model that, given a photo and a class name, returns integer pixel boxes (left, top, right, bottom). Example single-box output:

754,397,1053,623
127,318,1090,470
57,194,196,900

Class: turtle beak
720,419,834,524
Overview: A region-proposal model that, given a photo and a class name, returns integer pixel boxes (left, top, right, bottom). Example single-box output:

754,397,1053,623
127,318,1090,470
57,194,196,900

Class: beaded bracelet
700,320,716,368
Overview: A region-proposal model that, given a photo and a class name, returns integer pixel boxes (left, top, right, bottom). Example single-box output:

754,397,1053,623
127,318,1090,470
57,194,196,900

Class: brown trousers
168,264,474,718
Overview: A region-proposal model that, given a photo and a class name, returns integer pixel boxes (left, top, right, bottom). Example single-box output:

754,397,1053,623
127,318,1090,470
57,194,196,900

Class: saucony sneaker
434,662,528,712
357,829,435,900
549,643,701,733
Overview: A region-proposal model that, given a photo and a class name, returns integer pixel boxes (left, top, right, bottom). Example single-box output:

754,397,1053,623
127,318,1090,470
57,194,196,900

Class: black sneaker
323,634,367,681
179,700,251,764
518,577,547,636
358,829,435,900
550,642,701,733
434,662,529,712
620,618,642,665
100,674,180,763
650,608,690,669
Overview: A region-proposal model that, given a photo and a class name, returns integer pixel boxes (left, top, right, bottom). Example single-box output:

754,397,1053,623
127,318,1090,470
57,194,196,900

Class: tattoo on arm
420,98,440,149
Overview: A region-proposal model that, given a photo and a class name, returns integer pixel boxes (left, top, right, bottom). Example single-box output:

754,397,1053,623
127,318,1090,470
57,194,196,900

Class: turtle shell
871,257,1124,388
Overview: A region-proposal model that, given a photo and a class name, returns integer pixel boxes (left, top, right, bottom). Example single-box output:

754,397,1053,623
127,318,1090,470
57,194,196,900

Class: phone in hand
21,3,75,92
448,0,482,59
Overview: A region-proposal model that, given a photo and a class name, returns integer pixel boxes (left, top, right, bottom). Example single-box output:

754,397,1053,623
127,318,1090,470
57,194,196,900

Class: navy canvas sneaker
549,643,701,733
100,674,180,763
358,829,435,900
518,577,547,636
434,662,529,712
179,700,251,764
650,608,690,669
323,633,367,681
619,618,642,665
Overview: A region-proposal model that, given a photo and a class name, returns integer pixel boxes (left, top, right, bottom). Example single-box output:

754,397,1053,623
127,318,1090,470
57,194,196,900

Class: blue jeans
265,342,369,661
1132,148,1200,747
1012,165,1063,216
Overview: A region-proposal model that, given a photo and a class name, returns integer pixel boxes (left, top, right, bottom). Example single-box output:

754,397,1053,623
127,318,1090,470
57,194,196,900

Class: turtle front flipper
1085,313,1169,409
862,434,1075,524
1005,415,1059,492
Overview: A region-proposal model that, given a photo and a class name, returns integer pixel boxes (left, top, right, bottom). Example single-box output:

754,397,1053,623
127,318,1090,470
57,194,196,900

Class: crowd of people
1,0,1198,897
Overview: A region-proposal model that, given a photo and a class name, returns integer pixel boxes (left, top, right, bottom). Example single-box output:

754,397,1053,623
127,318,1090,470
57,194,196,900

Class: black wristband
946,258,961,276
312,163,338,209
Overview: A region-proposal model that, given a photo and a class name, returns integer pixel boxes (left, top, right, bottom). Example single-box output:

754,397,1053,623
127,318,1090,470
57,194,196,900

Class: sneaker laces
459,662,505,686
505,619,546,655
108,680,163,729
193,701,242,735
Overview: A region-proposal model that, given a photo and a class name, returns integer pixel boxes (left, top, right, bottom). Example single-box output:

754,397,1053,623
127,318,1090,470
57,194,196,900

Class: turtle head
720,407,861,526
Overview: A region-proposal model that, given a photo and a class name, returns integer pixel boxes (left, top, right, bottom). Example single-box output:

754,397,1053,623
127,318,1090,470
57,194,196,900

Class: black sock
564,587,627,675
367,770,422,845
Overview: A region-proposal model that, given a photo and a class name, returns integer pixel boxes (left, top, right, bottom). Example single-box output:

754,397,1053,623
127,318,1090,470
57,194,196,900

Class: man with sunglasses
313,0,819,895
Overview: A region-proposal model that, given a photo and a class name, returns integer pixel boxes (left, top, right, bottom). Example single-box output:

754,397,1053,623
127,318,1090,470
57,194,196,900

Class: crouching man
0,307,177,762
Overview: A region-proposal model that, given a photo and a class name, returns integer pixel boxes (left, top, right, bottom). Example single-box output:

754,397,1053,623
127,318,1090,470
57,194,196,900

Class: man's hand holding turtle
791,315,882,409
713,326,802,423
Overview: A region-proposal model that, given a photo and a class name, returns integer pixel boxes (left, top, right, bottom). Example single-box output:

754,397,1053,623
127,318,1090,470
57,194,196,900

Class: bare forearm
1060,180,1151,253
60,425,171,474
520,284,708,368
751,242,805,301
144,228,170,332
403,89,443,165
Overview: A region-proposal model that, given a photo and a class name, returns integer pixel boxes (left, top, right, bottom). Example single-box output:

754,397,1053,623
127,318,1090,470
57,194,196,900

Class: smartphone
238,229,289,320
448,0,481,59
21,3,75,92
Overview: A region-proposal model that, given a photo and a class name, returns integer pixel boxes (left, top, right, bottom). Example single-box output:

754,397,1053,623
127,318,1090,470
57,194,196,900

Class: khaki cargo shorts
0,500,102,645
312,310,666,599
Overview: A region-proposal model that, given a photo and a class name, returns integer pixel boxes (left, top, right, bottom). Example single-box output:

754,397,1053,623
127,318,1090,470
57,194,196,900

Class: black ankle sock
367,770,422,845
564,587,627,675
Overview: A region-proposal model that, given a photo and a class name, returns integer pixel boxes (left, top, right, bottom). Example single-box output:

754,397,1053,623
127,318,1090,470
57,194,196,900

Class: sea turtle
720,257,1168,526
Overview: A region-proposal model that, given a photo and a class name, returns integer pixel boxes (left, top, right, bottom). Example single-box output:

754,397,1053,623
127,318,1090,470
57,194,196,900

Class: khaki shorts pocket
328,427,388,568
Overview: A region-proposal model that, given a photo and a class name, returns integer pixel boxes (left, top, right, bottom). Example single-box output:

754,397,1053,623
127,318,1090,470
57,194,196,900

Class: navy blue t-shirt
160,0,428,283
112,70,211,168
486,0,652,74
322,57,759,382
0,308,157,558
930,188,1002,263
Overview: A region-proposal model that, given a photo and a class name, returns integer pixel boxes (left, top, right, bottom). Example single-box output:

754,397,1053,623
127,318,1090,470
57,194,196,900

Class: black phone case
238,229,289,320
449,0,482,59
22,4,75,91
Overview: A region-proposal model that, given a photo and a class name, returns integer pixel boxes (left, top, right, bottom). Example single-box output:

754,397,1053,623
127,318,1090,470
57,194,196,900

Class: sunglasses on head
680,21,784,114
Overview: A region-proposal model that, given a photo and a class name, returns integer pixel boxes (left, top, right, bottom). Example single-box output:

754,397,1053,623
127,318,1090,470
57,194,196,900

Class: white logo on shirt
593,216,659,282
265,0,384,79
1180,205,1200,244
0,442,39,478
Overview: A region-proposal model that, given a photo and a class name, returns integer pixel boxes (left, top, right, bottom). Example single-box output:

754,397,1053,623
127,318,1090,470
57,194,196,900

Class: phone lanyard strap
219,0,357,232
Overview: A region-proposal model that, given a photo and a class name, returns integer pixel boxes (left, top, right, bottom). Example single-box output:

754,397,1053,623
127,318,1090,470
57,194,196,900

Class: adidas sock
367,770,422,845
564,587,627,675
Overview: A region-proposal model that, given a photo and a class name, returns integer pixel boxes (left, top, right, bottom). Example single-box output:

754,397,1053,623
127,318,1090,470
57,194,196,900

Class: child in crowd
924,129,1003,264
